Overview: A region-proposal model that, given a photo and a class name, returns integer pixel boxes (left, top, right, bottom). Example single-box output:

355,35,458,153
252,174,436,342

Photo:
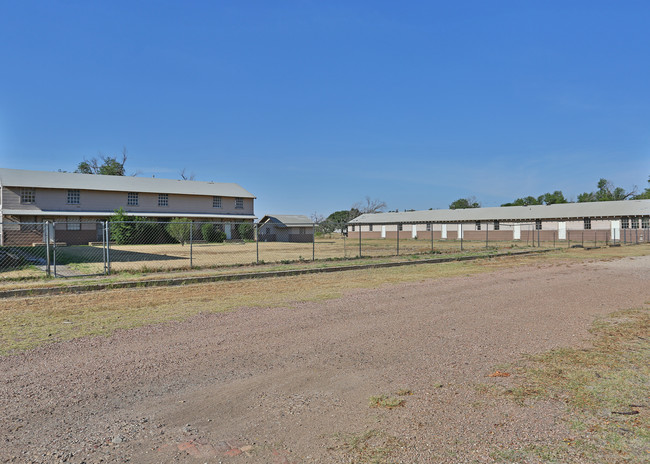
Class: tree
237,223,254,240
501,191,567,207
109,207,136,244
75,147,129,176
633,176,650,200
352,197,387,215
449,197,480,209
166,218,191,245
179,168,195,181
578,178,635,202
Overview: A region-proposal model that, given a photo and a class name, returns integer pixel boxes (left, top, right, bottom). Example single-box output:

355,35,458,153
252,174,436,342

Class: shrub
201,223,227,243
238,223,254,240
166,218,191,245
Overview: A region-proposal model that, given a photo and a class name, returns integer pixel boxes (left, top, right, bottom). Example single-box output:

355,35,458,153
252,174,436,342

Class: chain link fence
1,220,647,278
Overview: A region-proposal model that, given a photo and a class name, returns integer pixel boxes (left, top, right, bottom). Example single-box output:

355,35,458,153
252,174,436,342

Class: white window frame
158,193,169,207
398,224,403,231
213,196,222,208
67,217,81,231
426,223,431,232
493,220,499,231
67,189,80,204
584,218,591,230
21,188,35,204
642,217,649,229
535,219,542,230
475,221,481,231
631,217,639,229
127,192,139,206
235,197,244,209
621,217,629,229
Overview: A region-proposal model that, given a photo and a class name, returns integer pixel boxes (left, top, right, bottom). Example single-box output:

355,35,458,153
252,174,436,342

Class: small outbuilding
258,215,313,242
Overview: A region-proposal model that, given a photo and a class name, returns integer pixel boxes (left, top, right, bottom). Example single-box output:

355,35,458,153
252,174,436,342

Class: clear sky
1,1,649,217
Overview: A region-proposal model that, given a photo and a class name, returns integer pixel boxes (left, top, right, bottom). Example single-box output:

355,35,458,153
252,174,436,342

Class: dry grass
1,245,648,356
494,308,650,463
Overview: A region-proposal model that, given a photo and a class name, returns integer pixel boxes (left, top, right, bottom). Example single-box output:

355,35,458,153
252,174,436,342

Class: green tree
108,207,136,245
449,197,480,209
502,191,567,207
75,148,129,176
166,218,191,245
578,178,635,202
201,223,226,242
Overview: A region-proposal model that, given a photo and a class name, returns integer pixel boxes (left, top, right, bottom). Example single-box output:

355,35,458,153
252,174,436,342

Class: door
225,223,232,240
558,222,566,240
381,225,386,239
611,220,620,241
513,224,521,240
441,224,447,239
411,224,417,239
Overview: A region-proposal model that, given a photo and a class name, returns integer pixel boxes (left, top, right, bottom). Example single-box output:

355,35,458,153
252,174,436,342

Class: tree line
450,176,650,209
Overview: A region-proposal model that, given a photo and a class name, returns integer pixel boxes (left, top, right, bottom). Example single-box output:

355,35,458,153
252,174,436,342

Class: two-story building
0,168,256,245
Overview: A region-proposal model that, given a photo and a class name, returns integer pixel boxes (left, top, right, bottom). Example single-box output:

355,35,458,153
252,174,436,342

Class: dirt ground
1,254,648,463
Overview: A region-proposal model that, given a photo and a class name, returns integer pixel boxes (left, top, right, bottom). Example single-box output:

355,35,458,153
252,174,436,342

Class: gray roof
349,200,650,224
0,168,255,198
259,214,313,227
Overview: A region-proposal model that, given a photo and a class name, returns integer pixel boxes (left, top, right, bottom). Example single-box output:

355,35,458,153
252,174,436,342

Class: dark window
21,188,35,204
67,189,80,204
494,220,500,231
535,219,542,230
475,221,481,231
158,193,168,207
621,218,629,229
127,192,138,206
631,218,639,229
584,218,591,230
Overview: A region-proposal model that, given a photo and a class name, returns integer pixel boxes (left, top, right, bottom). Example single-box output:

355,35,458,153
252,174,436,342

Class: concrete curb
0,249,554,299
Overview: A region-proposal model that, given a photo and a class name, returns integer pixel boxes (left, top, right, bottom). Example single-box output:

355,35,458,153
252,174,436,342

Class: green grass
494,308,650,463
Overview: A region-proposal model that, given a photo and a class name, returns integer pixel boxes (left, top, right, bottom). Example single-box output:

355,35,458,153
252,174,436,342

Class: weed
369,394,405,409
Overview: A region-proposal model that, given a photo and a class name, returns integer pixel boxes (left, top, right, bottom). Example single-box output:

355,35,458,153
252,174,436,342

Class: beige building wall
2,187,254,216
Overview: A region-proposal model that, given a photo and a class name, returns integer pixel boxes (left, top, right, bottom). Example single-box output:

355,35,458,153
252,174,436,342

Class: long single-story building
0,168,256,245
348,200,650,242
257,214,314,242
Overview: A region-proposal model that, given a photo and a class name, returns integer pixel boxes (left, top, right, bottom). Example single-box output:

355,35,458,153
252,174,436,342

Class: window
621,217,629,229
235,197,244,209
213,196,222,208
127,192,139,206
21,188,35,204
535,219,542,230
351,225,355,232
369,224,373,231
584,218,591,230
631,218,639,229
398,224,403,231
266,227,271,235
67,217,81,231
475,221,481,231
158,193,168,207
426,223,431,232
642,217,649,229
67,189,80,204
493,220,500,231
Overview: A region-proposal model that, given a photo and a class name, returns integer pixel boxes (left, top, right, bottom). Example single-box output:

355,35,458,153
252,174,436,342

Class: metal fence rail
1,220,647,278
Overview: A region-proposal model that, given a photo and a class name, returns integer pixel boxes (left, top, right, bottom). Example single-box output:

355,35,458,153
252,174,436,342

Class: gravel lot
1,254,648,463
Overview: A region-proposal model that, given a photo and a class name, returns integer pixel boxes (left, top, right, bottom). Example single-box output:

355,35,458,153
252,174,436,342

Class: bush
166,218,191,245
201,223,226,243
238,223,254,240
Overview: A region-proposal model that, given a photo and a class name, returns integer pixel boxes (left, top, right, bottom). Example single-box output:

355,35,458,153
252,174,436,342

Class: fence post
189,221,193,268
636,229,639,245
581,231,584,247
430,223,434,252
256,223,260,264
52,222,58,277
396,224,400,256
553,230,555,248
537,228,540,247
105,221,111,274
45,221,51,277
312,223,315,261
460,223,463,251
594,232,597,248
358,225,362,257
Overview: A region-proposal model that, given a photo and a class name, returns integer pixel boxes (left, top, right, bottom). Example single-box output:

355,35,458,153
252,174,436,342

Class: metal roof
258,214,313,227
1,209,257,220
349,200,650,224
0,168,255,198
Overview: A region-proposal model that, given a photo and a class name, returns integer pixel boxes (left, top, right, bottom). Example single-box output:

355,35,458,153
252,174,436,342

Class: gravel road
1,255,648,463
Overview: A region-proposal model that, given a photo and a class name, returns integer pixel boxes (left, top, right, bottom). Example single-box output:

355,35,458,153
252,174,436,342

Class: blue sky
1,1,649,217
